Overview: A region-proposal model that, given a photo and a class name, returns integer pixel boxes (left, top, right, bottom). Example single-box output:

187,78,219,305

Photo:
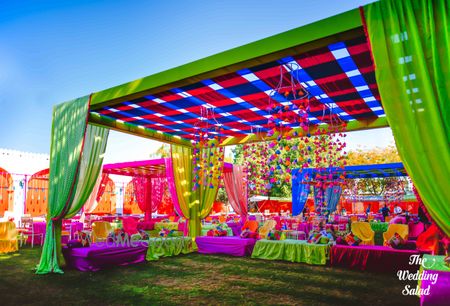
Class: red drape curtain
223,165,248,220
132,176,153,220
132,176,167,220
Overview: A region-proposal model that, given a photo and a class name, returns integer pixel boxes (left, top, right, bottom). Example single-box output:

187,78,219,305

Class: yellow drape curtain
198,146,224,219
171,144,224,237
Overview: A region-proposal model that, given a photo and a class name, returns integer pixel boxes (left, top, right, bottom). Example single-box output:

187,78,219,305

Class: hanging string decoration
242,142,270,196
266,63,310,138
287,101,348,215
264,63,311,192
303,122,348,214
192,105,224,191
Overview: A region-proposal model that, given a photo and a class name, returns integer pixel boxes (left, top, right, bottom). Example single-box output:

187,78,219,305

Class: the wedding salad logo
397,254,438,296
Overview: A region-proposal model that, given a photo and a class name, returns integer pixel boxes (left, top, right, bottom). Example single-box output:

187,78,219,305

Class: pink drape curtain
131,176,168,220
223,165,248,220
164,158,184,218
151,177,166,211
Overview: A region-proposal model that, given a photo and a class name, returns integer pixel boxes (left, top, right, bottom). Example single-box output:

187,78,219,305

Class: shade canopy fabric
86,8,389,147
297,162,408,180
93,35,384,143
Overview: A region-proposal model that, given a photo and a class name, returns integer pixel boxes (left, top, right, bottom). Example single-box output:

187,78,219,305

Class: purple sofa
63,242,148,272
196,236,257,257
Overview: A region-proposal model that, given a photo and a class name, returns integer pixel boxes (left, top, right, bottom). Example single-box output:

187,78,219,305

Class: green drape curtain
170,144,223,237
36,96,109,274
364,0,449,236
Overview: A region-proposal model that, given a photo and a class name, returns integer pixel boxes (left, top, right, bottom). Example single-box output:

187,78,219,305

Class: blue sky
0,0,392,161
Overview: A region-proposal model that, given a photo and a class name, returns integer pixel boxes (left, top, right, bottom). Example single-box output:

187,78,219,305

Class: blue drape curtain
292,169,312,215
313,187,323,208
326,185,342,212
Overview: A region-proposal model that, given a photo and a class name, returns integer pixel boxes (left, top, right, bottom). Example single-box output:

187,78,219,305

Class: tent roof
294,162,408,179
102,158,167,178
85,8,388,147
103,158,234,177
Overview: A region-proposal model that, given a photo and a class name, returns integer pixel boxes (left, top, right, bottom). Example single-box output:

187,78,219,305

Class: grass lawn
0,247,418,306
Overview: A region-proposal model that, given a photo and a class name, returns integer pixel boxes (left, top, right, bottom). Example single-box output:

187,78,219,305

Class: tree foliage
343,145,408,198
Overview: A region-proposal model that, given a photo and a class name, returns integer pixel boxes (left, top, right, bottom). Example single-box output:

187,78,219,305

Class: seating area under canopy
8,4,444,303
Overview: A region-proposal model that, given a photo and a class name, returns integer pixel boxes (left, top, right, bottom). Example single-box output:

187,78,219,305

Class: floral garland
191,106,224,191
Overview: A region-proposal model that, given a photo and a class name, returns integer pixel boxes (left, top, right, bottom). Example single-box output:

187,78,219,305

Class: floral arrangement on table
159,228,175,238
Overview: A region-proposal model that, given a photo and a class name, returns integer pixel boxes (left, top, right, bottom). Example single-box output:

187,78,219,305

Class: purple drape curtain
223,165,248,220
164,158,184,218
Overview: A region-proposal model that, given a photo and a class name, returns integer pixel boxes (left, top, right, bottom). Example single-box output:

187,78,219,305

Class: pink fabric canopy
223,165,248,220
102,159,170,220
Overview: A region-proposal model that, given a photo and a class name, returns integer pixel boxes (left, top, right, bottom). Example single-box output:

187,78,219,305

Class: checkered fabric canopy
94,35,384,142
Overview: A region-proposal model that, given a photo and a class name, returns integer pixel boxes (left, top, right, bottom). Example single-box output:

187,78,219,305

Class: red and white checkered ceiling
93,36,384,142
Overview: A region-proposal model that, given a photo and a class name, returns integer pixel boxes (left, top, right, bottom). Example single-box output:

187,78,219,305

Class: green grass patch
0,247,418,305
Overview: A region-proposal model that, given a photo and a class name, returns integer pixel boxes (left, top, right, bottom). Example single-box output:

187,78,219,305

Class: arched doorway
0,167,13,217
25,169,49,217
91,177,117,214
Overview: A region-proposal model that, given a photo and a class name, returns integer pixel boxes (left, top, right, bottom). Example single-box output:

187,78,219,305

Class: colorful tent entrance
38,0,449,274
